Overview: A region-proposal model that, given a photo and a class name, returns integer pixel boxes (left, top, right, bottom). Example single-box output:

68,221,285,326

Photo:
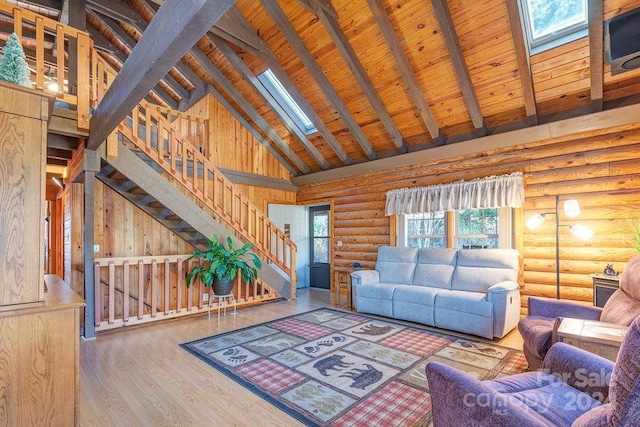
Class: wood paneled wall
187,94,293,180
93,180,194,258
63,183,84,297
297,125,640,310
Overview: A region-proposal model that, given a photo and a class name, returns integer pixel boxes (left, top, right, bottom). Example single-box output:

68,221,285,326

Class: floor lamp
525,195,594,299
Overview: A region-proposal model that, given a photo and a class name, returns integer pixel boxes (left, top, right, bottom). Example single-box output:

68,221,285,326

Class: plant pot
212,277,234,296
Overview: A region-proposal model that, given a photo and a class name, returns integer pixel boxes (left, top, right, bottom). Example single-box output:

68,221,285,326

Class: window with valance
387,173,525,249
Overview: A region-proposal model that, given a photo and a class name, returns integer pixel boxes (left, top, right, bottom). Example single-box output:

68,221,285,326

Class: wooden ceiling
8,0,640,178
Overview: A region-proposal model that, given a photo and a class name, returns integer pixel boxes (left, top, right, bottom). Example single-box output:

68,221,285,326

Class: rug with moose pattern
180,308,527,426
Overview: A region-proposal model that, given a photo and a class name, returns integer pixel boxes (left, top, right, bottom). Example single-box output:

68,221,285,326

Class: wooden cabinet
592,274,620,308
0,82,50,308
0,276,85,425
0,84,84,424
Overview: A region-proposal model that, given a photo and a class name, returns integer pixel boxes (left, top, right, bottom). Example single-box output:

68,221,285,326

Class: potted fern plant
185,235,262,296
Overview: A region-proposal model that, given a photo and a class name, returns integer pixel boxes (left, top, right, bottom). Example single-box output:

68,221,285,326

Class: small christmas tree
0,33,31,88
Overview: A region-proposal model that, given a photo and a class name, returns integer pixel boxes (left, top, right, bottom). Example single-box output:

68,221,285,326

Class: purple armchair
425,315,640,426
518,254,640,370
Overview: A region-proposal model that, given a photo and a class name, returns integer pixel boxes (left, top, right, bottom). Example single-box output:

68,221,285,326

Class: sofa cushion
412,248,458,289
394,284,442,306
356,282,399,300
452,249,519,293
434,290,494,338
490,372,601,425
393,285,442,326
375,246,418,285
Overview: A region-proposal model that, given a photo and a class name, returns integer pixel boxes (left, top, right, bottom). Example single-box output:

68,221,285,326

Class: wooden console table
557,318,627,362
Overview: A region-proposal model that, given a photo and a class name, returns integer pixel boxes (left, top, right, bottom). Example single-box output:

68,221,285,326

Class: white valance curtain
385,172,524,215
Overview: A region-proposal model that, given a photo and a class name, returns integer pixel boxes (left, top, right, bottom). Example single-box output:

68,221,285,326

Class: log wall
297,125,640,312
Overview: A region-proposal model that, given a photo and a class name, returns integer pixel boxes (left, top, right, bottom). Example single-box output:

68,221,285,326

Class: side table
333,270,352,309
556,318,627,362
591,274,620,307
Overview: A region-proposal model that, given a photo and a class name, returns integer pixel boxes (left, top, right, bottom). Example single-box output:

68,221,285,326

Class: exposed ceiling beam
134,0,208,110
292,103,640,186
301,0,408,153
431,0,485,134
86,0,142,26
47,157,68,166
211,12,269,56
88,0,237,149
86,24,119,55
89,12,185,106
588,0,604,112
366,0,442,143
47,133,79,150
204,84,298,176
189,47,311,174
209,34,331,170
261,0,377,160
216,6,351,166
47,147,74,160
505,0,538,125
218,167,298,191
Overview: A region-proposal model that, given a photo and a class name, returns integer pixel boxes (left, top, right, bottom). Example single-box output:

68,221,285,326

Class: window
455,208,499,249
257,69,317,135
403,212,446,248
399,208,513,249
520,0,588,54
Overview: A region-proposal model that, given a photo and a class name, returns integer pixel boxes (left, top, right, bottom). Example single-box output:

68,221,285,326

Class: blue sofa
350,246,520,339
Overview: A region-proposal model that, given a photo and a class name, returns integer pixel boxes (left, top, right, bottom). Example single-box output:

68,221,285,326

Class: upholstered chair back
601,255,640,325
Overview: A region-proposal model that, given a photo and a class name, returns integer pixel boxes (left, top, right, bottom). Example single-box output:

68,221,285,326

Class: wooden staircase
96,139,293,299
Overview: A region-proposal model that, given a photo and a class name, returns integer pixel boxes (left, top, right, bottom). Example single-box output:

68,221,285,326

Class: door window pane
313,210,329,263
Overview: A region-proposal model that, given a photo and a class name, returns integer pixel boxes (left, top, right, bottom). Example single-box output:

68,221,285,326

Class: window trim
257,69,317,135
519,0,589,55
398,207,514,249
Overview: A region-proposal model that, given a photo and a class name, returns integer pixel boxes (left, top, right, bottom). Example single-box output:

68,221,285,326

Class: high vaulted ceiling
6,0,640,178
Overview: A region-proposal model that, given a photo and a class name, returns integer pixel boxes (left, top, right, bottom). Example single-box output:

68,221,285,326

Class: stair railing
91,52,297,285
0,2,92,130
93,254,276,331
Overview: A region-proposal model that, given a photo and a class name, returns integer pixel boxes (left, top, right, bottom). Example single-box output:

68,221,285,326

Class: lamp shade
570,224,594,241
563,199,581,217
525,214,546,230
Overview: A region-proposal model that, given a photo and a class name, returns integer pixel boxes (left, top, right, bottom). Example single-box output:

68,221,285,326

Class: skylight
257,69,317,135
520,0,588,53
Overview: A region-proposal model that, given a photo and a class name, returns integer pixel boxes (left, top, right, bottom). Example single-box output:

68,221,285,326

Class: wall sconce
525,196,594,299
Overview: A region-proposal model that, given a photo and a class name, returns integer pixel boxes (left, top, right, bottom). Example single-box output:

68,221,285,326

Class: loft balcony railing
0,2,92,130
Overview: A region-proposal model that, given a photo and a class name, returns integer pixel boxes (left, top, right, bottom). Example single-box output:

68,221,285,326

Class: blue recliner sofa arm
350,269,380,286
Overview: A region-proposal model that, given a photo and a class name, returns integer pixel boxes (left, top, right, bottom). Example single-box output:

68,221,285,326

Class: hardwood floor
79,288,523,426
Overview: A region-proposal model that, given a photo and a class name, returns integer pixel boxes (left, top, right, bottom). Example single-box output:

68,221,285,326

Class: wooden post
83,148,100,338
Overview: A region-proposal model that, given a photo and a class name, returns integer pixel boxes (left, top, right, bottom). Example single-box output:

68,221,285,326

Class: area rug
180,308,527,426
